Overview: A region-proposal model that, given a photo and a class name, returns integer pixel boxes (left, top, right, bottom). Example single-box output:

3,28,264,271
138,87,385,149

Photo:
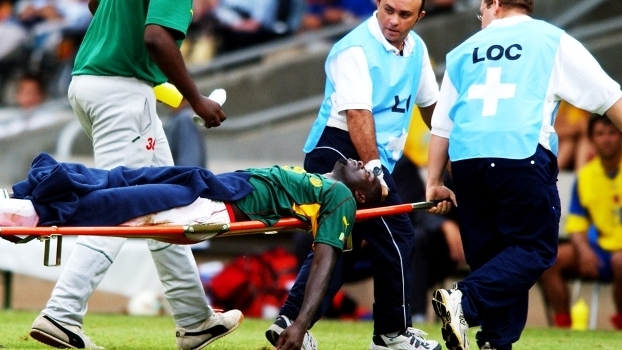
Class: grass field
1,310,620,349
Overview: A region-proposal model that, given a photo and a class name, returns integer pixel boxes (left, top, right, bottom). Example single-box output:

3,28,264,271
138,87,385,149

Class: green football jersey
72,0,192,85
235,166,357,250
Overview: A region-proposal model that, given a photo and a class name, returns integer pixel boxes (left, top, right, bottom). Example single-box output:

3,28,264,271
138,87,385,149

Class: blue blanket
12,153,254,226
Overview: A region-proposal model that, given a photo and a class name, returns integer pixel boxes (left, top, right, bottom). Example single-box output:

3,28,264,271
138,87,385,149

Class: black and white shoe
30,313,103,349
176,309,243,350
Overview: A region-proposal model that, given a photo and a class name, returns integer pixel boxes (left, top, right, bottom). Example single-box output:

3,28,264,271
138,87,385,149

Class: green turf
1,310,620,349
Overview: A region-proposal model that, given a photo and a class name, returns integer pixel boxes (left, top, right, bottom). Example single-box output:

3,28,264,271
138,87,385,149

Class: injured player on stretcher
2,152,382,241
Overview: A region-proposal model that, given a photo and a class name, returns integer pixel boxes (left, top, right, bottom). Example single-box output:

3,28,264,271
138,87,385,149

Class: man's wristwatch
372,166,383,178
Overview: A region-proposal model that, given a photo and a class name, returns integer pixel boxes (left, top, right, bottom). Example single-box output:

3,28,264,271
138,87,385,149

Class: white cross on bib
468,67,516,117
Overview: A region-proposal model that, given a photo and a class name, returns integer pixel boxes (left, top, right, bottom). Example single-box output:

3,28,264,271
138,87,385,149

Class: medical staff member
266,1,442,350
425,0,622,349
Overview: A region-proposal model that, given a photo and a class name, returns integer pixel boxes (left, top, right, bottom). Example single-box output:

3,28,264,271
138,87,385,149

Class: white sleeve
415,43,440,108
550,33,622,115
328,46,373,113
430,71,457,139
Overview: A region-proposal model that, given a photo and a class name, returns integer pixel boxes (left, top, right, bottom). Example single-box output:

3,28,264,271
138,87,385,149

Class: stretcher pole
0,201,435,242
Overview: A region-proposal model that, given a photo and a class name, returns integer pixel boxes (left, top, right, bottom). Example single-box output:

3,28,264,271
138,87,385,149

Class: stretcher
0,201,434,266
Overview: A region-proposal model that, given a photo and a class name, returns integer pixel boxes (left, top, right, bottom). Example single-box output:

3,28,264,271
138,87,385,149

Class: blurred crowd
0,0,91,101
0,0,460,104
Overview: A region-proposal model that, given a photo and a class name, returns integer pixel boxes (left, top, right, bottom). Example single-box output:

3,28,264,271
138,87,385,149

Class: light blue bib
446,19,563,161
303,19,424,172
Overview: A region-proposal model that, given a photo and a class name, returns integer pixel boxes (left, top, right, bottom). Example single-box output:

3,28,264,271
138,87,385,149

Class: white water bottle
193,89,227,127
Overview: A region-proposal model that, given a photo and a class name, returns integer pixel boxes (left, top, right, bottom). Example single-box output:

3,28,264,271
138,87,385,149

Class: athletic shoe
265,315,318,350
370,327,441,350
176,309,244,350
30,314,104,349
480,342,496,350
432,285,469,350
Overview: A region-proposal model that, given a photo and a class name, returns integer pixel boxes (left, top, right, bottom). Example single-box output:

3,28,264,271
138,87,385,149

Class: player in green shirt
236,161,376,251
30,1,231,350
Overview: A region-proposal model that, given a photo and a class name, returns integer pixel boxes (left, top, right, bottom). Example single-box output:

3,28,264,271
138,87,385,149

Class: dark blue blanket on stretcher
12,153,254,226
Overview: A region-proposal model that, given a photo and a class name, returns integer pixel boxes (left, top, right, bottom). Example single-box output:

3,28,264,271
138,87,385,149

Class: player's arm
568,230,600,279
328,47,377,164
143,25,225,128
346,109,390,199
418,102,436,130
426,134,456,214
346,109,380,164
275,242,339,350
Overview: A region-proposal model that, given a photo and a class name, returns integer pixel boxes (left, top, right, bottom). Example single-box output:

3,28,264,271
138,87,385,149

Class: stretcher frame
0,201,434,266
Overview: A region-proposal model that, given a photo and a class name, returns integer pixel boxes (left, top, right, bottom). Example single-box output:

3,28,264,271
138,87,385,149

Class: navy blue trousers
280,127,416,335
451,146,560,349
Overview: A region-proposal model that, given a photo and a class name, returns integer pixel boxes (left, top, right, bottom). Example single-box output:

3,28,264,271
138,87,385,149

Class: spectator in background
15,72,46,110
15,0,92,37
163,99,208,168
339,0,376,18
15,0,65,70
0,73,59,139
301,0,375,31
56,0,91,32
212,0,305,53
0,0,28,91
10,0,91,96
556,100,594,171
0,0,27,63
539,113,622,331
180,0,220,63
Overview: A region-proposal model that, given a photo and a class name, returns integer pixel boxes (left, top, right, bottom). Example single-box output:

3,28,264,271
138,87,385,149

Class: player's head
375,0,426,50
587,113,622,160
478,0,534,28
331,158,382,208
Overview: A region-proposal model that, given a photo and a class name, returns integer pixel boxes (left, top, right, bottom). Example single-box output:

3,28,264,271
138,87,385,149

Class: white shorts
121,198,231,226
